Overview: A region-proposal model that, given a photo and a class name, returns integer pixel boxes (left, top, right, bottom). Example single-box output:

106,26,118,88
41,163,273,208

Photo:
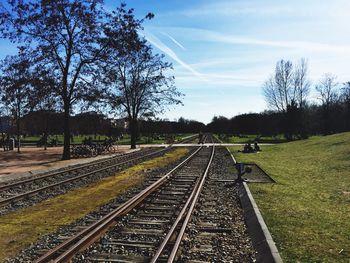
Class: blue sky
1,0,350,123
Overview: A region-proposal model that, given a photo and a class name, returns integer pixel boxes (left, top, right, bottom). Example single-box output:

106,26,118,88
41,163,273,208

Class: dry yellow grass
0,147,189,261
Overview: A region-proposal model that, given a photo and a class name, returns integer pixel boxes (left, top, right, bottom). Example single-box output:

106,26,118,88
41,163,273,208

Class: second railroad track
34,145,215,262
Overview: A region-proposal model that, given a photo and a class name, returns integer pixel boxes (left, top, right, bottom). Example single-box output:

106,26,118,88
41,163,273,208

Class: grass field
229,132,350,262
217,134,288,144
21,133,194,145
22,134,110,144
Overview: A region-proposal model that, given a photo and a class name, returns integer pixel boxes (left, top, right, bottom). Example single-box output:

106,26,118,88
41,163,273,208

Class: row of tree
15,111,120,137
207,59,350,138
139,117,205,135
6,110,204,139
263,59,350,138
0,0,181,158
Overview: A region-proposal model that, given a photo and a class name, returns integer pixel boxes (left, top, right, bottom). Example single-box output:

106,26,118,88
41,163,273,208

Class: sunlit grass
216,134,287,143
0,147,189,260
21,133,194,145
229,132,350,262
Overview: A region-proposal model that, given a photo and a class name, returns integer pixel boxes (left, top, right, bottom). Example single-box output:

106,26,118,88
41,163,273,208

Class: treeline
206,100,350,136
6,110,205,138
206,114,283,135
140,118,205,135
207,59,350,138
18,111,120,137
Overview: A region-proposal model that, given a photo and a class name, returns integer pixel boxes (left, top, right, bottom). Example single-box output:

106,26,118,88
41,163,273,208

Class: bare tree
263,59,312,138
0,47,33,153
263,59,310,111
340,82,350,129
263,76,284,112
292,58,311,137
316,74,338,107
275,59,294,109
315,73,339,134
0,0,106,159
101,5,182,149
293,58,310,109
341,82,350,104
263,59,294,112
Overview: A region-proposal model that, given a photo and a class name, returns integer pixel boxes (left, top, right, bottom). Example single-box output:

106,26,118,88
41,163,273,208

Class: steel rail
0,148,153,192
34,146,203,263
150,145,215,263
175,134,198,144
168,145,215,262
0,134,198,192
0,147,173,207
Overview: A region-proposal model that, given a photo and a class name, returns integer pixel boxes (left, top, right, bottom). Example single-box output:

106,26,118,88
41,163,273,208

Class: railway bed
3,146,199,263
178,147,256,262
3,134,266,262
7,149,256,262
0,135,199,216
0,148,160,214
73,147,213,262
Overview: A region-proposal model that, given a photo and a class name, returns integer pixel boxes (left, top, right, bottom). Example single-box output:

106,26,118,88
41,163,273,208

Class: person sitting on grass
241,142,254,153
254,141,261,152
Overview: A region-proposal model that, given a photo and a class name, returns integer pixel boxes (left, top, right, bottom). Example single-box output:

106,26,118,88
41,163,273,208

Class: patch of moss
0,147,189,260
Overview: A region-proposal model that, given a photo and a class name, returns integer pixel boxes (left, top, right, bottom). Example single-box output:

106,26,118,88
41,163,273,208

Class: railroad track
34,145,215,263
175,134,199,144
0,135,199,211
177,146,257,262
203,133,215,144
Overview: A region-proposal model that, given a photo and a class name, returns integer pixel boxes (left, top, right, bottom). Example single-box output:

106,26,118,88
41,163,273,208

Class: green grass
22,135,110,144
22,134,194,145
217,134,287,143
136,133,194,144
229,132,350,263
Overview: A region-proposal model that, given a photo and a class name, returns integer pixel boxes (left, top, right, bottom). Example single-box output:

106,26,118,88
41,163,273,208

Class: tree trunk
44,132,47,151
346,103,350,130
323,107,330,135
62,101,71,160
299,107,308,139
16,116,20,153
130,118,138,149
44,116,48,150
0,117,4,141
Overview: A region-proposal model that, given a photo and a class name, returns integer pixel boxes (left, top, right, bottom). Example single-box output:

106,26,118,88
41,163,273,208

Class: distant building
110,118,129,131
74,111,100,117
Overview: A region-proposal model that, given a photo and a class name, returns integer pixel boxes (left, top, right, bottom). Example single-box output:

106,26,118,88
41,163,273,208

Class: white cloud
180,0,350,23
182,3,293,18
164,27,350,55
143,31,205,80
174,69,266,88
161,32,186,51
